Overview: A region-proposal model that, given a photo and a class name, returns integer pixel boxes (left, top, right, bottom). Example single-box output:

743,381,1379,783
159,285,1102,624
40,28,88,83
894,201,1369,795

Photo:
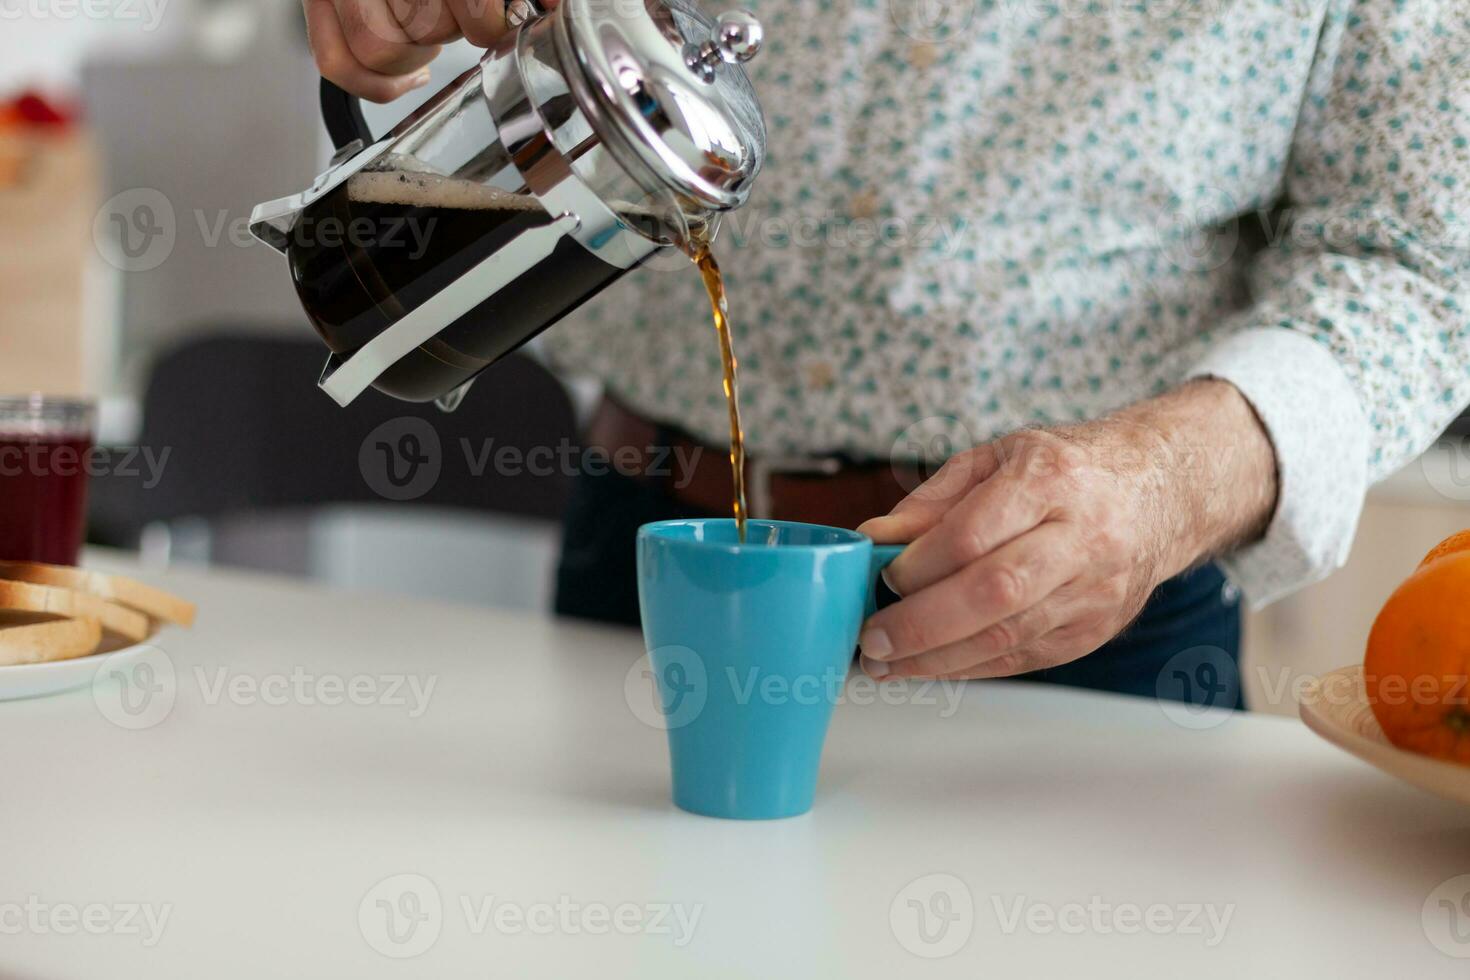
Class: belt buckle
746,454,843,521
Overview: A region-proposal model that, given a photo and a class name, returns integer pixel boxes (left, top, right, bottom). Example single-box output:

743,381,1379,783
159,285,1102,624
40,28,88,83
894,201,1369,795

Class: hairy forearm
1104,379,1279,580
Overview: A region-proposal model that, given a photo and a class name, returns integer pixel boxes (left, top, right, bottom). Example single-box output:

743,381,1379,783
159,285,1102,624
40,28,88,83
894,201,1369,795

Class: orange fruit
1365,552,1470,764
1419,529,1470,570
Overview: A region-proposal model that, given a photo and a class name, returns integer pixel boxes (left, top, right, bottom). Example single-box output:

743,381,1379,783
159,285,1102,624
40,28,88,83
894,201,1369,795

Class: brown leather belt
584,398,923,530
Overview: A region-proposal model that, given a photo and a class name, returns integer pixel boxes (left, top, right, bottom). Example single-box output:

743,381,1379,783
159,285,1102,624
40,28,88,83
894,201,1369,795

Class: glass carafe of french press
250,0,765,410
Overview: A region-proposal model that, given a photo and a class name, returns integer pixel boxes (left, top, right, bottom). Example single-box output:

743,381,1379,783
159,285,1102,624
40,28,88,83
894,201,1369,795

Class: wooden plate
1299,664,1470,806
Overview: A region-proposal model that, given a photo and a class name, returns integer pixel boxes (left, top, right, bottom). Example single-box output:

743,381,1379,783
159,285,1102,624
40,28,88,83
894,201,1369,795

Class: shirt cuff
1184,326,1370,608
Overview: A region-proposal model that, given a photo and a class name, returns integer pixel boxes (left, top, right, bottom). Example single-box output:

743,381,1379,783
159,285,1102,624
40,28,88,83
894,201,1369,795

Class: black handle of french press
320,78,374,151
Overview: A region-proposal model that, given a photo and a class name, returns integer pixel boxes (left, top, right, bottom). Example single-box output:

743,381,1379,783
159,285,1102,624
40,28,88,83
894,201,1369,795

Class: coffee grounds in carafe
286,166,624,402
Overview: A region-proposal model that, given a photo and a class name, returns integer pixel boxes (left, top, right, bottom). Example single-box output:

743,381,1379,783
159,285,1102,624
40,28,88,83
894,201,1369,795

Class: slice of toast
0,561,195,628
0,581,151,644
0,613,102,666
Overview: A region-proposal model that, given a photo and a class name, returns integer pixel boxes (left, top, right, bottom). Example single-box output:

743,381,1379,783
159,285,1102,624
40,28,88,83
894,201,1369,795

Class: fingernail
879,568,901,597
408,69,432,89
862,656,890,679
860,627,892,660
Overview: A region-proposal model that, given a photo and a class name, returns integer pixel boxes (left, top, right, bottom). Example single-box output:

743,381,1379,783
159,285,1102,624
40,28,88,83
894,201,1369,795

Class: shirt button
805,362,836,390
849,189,879,219
908,43,939,71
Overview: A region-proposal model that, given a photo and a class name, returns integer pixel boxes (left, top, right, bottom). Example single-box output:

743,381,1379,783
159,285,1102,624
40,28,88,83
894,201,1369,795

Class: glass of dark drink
0,395,96,565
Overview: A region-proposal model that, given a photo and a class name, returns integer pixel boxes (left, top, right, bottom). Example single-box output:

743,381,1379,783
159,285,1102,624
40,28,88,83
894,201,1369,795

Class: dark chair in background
89,333,581,606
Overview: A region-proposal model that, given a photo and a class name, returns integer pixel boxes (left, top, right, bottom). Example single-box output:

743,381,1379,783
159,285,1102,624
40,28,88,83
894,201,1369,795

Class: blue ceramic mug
636,518,902,819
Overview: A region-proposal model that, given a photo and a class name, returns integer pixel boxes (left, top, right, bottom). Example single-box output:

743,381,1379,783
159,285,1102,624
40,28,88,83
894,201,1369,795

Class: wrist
1113,380,1279,578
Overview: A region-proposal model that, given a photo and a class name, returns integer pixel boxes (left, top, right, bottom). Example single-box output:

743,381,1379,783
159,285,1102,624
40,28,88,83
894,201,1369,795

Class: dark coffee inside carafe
286,168,636,402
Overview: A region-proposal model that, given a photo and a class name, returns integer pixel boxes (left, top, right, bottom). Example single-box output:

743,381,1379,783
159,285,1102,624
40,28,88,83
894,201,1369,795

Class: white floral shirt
544,0,1470,605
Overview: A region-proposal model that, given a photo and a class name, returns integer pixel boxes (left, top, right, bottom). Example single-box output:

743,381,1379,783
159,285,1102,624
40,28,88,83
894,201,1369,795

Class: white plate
0,641,153,702
1299,664,1470,806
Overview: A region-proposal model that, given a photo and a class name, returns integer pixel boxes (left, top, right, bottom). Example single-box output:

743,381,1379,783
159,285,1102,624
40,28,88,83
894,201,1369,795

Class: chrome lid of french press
556,0,767,213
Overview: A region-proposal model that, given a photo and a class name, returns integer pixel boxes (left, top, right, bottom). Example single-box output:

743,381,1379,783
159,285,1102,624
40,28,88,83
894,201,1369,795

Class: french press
249,0,766,410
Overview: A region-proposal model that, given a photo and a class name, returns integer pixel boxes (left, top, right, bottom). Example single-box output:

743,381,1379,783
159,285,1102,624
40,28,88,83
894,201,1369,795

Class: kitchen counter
2,554,1466,977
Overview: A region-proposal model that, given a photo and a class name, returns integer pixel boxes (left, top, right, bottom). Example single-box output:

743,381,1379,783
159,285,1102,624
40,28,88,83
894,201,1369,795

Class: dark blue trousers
553,467,1244,709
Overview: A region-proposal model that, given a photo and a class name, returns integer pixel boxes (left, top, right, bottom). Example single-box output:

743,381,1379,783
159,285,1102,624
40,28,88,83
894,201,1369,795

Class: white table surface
3,555,1468,978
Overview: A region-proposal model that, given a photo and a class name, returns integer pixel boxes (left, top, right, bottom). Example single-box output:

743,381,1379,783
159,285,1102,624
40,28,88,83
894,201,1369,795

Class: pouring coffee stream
685,229,749,542
250,0,768,523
